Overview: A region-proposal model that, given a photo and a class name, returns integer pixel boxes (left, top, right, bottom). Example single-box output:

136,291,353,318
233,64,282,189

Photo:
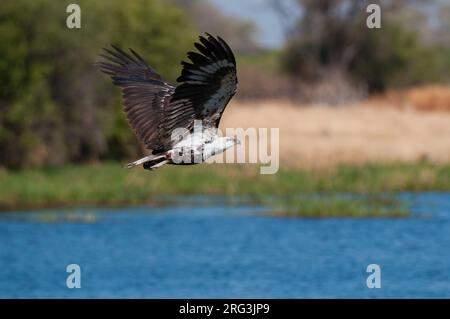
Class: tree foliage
279,0,450,93
0,0,196,168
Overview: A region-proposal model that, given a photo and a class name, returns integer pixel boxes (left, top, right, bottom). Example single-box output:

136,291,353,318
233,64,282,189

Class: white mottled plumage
169,129,238,164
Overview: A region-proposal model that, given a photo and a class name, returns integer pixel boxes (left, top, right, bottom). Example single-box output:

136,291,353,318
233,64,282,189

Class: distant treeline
239,0,450,102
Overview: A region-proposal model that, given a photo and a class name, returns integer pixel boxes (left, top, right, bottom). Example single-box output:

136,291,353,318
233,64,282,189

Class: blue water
0,193,450,298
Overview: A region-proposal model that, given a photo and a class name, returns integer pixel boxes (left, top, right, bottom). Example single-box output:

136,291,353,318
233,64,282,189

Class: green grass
0,162,449,214
268,194,408,218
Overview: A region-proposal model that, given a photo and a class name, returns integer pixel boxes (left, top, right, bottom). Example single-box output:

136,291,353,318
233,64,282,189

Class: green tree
0,0,196,168
278,0,449,93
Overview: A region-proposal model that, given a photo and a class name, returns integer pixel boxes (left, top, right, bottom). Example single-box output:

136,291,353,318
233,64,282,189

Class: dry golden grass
220,98,450,168
371,85,450,112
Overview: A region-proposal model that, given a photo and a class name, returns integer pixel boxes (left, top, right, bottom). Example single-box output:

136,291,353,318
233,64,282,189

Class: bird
97,33,239,170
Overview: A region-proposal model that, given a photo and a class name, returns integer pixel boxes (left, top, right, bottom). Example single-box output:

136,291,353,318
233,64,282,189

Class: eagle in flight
98,33,239,170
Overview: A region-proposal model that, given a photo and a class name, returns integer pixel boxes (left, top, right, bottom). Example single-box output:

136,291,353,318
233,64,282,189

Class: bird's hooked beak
233,137,241,145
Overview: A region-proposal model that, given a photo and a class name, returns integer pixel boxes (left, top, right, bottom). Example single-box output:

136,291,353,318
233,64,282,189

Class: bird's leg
125,154,166,169
143,159,168,170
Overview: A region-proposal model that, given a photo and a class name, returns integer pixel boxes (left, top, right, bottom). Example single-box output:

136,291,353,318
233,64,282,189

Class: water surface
0,193,449,298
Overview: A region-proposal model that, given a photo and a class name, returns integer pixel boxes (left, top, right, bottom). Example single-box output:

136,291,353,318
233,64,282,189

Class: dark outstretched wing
97,45,196,152
97,34,237,151
171,33,237,128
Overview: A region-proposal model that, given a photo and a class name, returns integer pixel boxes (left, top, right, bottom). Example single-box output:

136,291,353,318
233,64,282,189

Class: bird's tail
143,158,169,170
125,154,167,169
